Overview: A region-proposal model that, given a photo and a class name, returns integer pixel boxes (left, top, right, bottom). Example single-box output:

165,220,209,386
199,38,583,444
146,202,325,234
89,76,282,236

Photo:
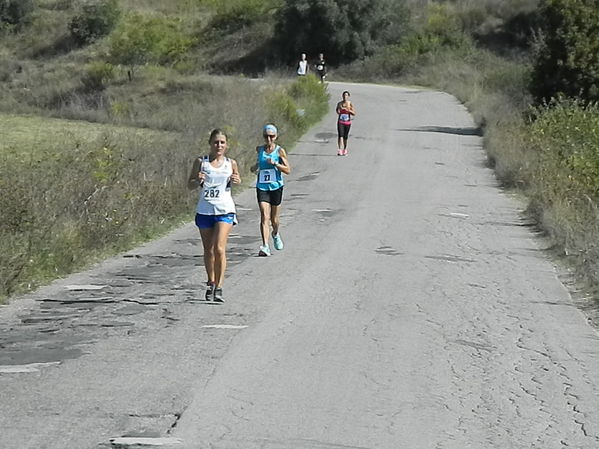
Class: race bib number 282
203,187,221,199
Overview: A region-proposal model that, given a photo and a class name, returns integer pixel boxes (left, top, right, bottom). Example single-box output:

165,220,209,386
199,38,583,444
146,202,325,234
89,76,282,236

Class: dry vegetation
0,0,325,301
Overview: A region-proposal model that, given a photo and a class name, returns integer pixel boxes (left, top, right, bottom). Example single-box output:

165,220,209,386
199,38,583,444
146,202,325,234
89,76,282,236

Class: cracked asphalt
2,82,599,449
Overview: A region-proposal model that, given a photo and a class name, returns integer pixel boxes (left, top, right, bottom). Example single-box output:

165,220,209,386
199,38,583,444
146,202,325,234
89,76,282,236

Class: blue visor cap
263,124,278,135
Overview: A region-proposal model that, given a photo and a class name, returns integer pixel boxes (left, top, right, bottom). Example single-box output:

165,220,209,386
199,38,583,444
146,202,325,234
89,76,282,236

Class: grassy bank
0,74,328,301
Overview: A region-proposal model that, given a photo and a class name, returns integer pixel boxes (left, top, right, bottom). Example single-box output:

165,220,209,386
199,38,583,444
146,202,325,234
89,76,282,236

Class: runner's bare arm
276,148,291,175
187,158,203,190
250,146,260,173
230,160,241,184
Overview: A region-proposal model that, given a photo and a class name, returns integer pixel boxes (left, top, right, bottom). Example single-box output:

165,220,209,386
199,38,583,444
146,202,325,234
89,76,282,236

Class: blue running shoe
259,245,271,256
273,233,284,250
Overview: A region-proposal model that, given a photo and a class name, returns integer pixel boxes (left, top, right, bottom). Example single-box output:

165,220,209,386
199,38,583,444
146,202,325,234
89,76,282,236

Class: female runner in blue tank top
188,129,241,302
252,124,291,256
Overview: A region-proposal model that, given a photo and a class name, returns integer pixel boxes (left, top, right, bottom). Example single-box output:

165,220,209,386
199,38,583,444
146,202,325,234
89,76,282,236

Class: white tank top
195,156,236,216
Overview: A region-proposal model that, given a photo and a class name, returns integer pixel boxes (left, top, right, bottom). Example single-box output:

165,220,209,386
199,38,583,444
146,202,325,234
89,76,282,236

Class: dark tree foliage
0,0,34,28
69,0,121,45
531,0,599,103
274,0,408,65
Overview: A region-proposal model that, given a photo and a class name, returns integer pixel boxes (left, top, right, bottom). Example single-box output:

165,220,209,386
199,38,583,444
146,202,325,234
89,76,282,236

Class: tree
0,0,34,29
531,0,599,103
274,0,408,65
69,0,121,45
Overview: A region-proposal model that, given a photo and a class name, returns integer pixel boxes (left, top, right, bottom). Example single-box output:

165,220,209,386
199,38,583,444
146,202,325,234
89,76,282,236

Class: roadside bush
108,13,196,69
524,98,599,282
531,0,599,103
274,0,409,64
207,0,281,30
0,0,34,29
342,1,476,81
69,0,121,45
528,98,599,202
266,74,329,139
81,61,115,91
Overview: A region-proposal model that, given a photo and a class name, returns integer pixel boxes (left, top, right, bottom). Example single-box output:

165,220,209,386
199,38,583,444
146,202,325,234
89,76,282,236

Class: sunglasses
263,134,276,139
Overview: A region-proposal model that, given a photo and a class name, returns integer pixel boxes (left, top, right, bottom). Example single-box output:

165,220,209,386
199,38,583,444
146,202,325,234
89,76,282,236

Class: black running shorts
256,186,283,206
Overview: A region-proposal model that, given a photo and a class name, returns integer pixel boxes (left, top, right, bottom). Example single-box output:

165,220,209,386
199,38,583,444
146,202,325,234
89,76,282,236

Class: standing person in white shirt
188,129,241,302
297,53,309,76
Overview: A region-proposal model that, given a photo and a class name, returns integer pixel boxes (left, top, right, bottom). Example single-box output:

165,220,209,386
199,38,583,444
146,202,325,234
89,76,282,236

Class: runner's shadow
397,126,483,136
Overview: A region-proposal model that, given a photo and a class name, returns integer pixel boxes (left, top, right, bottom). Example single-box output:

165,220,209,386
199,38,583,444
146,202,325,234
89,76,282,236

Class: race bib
203,186,221,200
317,65,324,71
259,168,276,184
339,113,350,121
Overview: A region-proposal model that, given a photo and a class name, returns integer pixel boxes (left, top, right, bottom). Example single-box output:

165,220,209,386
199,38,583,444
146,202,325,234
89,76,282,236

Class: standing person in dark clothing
315,53,326,83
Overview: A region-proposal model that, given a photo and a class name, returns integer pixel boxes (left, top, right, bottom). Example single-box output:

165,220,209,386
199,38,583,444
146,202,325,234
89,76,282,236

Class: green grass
0,113,175,154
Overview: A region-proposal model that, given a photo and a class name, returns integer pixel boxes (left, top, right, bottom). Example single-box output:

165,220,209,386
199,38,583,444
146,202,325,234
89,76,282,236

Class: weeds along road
2,82,599,449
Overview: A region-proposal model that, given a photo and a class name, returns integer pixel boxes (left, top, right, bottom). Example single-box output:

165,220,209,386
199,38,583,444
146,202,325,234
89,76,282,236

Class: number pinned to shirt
259,168,276,184
203,188,221,199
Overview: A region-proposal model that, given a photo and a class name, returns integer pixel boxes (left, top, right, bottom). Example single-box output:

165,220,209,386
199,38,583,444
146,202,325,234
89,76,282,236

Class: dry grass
0,72,327,301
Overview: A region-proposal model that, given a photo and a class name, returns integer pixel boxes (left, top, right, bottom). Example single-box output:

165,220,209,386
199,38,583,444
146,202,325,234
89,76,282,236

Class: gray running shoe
213,287,224,302
205,283,215,301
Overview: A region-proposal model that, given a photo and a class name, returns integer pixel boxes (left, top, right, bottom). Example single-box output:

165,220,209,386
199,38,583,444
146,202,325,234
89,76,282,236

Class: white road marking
0,362,61,373
202,324,248,329
65,284,107,291
109,437,183,446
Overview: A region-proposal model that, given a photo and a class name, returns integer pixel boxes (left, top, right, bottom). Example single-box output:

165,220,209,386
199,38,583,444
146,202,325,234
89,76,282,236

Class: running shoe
337,149,343,156
205,283,215,301
259,245,271,256
342,149,348,156
213,287,224,302
273,233,284,250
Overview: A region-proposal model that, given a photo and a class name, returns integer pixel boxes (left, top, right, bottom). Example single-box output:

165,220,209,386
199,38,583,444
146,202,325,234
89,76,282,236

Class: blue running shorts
195,213,236,229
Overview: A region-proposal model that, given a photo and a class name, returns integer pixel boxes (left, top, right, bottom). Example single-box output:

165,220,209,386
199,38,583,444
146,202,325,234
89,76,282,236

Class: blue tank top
256,145,284,191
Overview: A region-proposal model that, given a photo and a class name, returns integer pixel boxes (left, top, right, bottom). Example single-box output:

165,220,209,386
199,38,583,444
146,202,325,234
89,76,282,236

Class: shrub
108,13,196,69
0,0,34,29
274,0,409,64
68,0,121,45
528,98,599,201
531,0,599,103
81,61,115,91
207,0,281,30
266,74,329,139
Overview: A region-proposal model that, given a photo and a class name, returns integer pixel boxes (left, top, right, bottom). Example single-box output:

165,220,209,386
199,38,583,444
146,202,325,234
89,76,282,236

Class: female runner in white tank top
188,129,241,302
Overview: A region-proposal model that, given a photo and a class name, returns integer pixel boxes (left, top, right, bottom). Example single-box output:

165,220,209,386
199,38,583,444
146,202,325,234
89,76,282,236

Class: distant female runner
252,124,291,257
188,129,241,302
336,90,356,156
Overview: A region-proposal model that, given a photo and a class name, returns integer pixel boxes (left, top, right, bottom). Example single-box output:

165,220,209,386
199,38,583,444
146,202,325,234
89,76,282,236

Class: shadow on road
397,126,483,136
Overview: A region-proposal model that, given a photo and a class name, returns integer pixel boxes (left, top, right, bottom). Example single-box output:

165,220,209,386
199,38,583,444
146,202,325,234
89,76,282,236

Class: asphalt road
1,82,599,449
